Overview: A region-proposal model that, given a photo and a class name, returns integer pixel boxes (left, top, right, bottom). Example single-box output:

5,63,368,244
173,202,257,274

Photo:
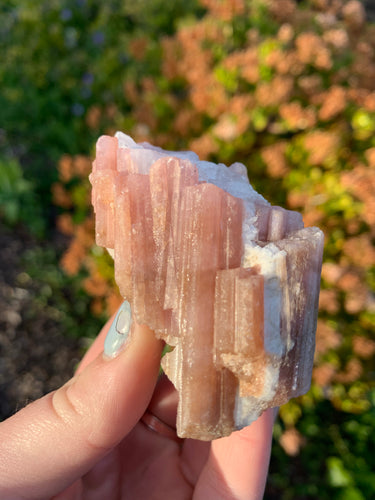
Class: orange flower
318,86,347,121
56,214,75,236
298,74,323,96
323,29,349,51
51,183,72,209
342,234,375,268
224,48,259,84
295,32,320,64
128,37,148,61
76,224,94,249
268,0,296,23
295,32,332,69
91,298,104,316
344,289,370,314
365,147,375,167
336,269,370,314
352,335,375,359
190,133,218,159
123,80,139,105
302,208,325,227
58,155,74,182
213,115,238,141
83,272,109,297
287,190,308,209
277,23,294,44
313,363,337,388
315,319,342,357
279,102,316,130
60,239,86,275
274,51,304,77
321,262,343,284
363,92,375,112
134,102,158,130
73,155,92,178
261,142,289,178
200,0,246,21
342,0,366,31
303,130,340,165
279,428,306,456
192,78,228,118
86,105,101,129
334,358,363,384
228,95,253,134
105,104,118,120
256,76,294,108
319,288,340,314
347,88,370,108
173,108,202,136
337,269,363,292
341,166,375,230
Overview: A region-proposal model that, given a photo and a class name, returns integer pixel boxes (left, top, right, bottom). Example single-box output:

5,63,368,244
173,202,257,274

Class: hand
0,305,275,500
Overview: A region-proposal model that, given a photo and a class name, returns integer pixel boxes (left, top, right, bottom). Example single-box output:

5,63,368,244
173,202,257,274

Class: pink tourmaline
89,132,324,440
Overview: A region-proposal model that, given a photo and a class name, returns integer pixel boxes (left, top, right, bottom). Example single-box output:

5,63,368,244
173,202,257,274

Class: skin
0,315,275,500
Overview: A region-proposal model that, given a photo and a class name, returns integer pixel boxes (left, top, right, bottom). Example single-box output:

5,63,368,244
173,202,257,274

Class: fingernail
104,301,133,359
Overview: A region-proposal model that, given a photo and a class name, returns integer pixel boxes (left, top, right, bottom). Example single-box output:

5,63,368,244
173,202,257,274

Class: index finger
193,408,276,500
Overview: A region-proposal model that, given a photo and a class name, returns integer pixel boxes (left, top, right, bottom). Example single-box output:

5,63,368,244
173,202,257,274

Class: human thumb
0,303,163,500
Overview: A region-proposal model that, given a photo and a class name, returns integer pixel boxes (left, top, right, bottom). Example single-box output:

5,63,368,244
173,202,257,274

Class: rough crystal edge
114,131,270,246
91,133,324,440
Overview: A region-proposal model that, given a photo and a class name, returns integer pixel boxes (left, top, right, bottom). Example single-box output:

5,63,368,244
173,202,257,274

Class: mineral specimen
90,132,324,440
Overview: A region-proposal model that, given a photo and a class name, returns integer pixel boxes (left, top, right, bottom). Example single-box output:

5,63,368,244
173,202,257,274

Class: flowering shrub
51,0,375,497
0,0,203,199
51,152,123,316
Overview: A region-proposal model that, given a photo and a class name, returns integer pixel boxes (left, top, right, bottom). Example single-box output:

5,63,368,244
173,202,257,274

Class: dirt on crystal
0,223,83,420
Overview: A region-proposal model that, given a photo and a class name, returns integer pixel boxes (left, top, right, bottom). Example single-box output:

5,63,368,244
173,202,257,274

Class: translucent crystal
89,132,324,440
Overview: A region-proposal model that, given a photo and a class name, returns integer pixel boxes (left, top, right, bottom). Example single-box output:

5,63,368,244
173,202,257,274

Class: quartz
90,132,324,440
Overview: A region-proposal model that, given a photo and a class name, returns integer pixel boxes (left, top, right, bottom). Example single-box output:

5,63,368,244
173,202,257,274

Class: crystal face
90,132,324,440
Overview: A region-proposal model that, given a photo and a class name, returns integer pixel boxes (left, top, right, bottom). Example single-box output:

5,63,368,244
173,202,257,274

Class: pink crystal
89,133,324,440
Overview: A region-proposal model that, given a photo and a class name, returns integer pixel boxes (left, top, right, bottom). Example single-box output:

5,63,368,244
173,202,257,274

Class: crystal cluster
90,132,324,440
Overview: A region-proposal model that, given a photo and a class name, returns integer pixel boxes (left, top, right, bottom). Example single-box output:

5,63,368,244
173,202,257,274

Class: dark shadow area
0,222,83,420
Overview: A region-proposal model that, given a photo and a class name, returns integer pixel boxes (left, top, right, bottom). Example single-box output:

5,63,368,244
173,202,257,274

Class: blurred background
0,0,374,498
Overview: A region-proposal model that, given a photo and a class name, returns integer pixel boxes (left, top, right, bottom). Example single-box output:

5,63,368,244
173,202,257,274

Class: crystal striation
90,132,324,440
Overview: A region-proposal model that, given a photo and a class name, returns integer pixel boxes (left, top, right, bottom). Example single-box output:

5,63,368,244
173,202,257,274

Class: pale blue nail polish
104,301,132,358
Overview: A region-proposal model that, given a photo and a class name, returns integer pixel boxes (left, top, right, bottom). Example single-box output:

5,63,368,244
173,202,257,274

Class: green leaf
336,487,365,500
327,457,353,488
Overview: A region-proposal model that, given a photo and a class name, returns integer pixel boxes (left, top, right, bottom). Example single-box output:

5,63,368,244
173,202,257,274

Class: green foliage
351,109,375,141
0,155,45,236
269,394,375,500
0,0,203,195
21,245,104,340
